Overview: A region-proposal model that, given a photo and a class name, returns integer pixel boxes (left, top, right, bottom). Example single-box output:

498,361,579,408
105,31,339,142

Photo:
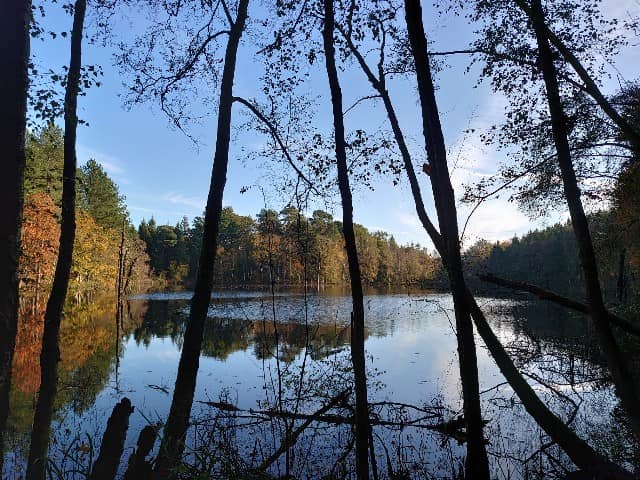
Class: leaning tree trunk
343,2,633,475
403,0,489,477
322,0,372,478
0,0,31,474
530,0,640,440
26,1,86,478
466,294,632,477
153,0,249,477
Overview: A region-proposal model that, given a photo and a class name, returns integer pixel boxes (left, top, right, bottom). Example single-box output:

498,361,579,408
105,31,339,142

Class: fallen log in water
199,396,468,443
479,273,640,338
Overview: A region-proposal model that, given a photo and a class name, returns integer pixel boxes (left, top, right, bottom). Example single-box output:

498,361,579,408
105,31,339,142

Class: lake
4,289,627,478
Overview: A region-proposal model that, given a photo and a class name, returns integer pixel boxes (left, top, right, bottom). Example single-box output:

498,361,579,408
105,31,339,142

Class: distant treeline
463,211,639,303
138,208,444,288
25,126,637,302
140,206,639,298
20,125,152,312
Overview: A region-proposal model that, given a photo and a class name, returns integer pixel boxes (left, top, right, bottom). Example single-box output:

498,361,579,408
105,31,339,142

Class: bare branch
232,96,321,196
429,47,586,92
460,155,553,241
220,0,234,27
343,95,381,116
160,29,231,100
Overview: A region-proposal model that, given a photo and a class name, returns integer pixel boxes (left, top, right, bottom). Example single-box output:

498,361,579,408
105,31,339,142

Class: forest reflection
5,290,629,479
132,297,355,362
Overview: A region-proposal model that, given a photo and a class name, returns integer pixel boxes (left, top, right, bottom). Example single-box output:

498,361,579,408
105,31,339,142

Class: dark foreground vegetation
1,0,640,478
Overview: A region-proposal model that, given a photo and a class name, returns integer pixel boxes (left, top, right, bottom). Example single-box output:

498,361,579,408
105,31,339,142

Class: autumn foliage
19,193,59,314
12,182,151,394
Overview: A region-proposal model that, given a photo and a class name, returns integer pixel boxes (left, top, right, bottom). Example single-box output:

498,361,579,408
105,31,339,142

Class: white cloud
602,0,640,23
398,212,422,229
77,144,126,175
459,198,531,245
441,93,542,243
163,192,205,210
128,205,158,213
448,93,506,185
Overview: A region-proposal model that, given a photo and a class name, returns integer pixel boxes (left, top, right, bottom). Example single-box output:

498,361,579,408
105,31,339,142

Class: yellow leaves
19,192,124,306
70,210,119,301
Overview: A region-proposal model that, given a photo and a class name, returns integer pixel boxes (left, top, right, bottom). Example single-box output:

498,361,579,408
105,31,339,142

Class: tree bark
616,249,626,303
322,1,372,478
0,0,31,473
124,425,157,480
530,0,640,440
25,2,85,479
153,1,249,477
403,1,489,477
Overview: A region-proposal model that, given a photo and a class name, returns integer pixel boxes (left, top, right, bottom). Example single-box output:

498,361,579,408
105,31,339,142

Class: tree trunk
513,0,640,154
0,0,31,473
616,249,626,303
153,1,249,477
124,425,157,480
343,1,632,474
403,1,489,477
322,1,373,478
530,0,640,440
466,293,632,477
26,2,85,478
478,272,640,337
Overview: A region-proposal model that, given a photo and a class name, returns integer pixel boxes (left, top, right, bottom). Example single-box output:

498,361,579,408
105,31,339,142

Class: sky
31,0,640,250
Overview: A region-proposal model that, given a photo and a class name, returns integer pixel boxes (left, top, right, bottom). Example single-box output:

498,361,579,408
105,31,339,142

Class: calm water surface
5,289,624,478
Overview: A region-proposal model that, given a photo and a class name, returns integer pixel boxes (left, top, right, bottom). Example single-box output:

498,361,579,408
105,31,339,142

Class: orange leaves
19,192,121,307
11,311,44,394
19,193,60,313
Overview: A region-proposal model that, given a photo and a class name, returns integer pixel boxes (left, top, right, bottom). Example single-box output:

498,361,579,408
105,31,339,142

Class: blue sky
32,0,640,249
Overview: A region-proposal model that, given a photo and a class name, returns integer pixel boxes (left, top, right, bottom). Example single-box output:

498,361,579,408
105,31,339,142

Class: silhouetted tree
150,0,251,476
529,0,640,440
403,1,489,476
26,1,87,478
322,0,373,476
0,0,31,473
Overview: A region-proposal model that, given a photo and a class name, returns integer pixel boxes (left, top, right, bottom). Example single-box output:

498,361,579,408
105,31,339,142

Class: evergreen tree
77,159,127,231
24,124,64,206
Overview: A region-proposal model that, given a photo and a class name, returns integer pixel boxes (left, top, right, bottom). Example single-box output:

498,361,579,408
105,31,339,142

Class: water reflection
2,290,632,478
133,300,354,362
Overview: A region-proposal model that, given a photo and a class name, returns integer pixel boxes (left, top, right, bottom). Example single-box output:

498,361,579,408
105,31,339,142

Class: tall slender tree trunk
26,2,85,478
341,4,633,475
0,0,31,474
403,1,489,477
153,1,249,477
530,0,640,440
322,1,372,478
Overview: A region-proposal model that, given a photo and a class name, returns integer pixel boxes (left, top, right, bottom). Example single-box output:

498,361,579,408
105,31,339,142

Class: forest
139,209,443,288
1,0,640,478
